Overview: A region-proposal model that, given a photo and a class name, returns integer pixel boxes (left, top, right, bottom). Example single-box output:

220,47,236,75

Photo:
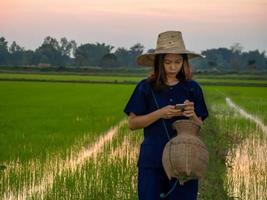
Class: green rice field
1,73,267,86
0,72,266,200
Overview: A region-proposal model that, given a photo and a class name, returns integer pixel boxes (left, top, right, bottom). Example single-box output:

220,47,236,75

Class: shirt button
170,98,173,102
170,87,173,90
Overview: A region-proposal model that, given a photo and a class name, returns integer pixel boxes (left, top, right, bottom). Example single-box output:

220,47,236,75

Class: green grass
1,74,267,199
0,80,137,199
197,78,267,84
194,73,267,80
206,86,267,124
1,72,267,86
40,123,142,200
0,81,135,163
0,73,145,83
197,86,265,200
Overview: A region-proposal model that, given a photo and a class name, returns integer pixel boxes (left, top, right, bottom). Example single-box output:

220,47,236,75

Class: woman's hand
183,100,195,118
183,100,203,124
158,105,183,119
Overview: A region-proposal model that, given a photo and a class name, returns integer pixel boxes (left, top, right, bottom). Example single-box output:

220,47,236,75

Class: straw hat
137,31,203,67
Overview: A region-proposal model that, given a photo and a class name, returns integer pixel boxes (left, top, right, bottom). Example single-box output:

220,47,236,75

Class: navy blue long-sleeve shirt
124,78,209,168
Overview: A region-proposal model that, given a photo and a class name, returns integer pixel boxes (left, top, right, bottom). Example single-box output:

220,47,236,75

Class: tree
242,50,266,70
201,47,239,71
58,37,76,66
114,47,131,67
74,42,114,66
113,43,144,67
9,41,24,53
230,42,243,54
247,59,256,70
21,50,35,65
0,37,9,65
129,43,144,67
100,53,118,67
230,43,243,71
34,36,76,66
43,36,60,50
8,41,24,66
59,37,76,57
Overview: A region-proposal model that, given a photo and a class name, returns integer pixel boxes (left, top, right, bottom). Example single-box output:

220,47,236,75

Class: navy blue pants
138,167,198,200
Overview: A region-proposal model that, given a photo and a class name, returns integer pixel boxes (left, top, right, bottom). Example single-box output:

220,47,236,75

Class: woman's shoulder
183,79,202,90
135,78,152,91
180,79,204,96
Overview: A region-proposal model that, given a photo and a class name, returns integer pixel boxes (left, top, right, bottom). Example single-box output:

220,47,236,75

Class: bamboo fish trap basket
162,119,209,185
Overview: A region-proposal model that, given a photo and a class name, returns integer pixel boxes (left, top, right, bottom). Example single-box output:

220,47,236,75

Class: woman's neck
166,77,179,85
166,76,178,83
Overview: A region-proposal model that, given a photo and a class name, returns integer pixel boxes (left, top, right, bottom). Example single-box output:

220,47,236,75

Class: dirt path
225,97,267,200
226,97,267,134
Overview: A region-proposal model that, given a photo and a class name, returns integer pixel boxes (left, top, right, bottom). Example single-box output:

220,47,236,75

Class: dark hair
148,53,192,92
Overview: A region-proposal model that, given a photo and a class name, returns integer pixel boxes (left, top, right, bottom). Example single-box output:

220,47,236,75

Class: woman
123,31,209,200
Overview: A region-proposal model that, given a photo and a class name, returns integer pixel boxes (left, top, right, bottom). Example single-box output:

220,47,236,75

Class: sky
1,0,266,54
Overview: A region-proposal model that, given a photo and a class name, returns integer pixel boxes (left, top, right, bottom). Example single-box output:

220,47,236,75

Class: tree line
0,36,145,68
0,36,266,71
197,43,267,72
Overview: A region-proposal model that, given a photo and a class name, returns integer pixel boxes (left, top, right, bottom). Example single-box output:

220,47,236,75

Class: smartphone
175,103,186,111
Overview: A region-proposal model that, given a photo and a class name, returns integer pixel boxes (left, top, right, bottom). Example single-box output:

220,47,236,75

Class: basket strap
151,89,171,140
152,88,179,199
160,179,178,198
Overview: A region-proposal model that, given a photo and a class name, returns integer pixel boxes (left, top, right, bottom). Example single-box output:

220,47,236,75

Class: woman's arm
128,105,182,130
128,111,161,130
128,98,204,130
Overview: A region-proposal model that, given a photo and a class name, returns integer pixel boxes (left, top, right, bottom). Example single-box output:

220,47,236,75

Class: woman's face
163,54,183,76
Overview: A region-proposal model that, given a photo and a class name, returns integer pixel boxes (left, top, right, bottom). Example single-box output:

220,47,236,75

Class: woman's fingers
184,100,194,113
183,110,193,115
161,102,196,119
161,104,195,119
184,99,190,103
170,109,181,113
162,107,182,119
171,108,183,116
185,101,193,105
184,105,194,110
183,110,194,117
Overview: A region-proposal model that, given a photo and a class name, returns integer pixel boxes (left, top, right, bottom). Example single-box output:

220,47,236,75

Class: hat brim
136,50,203,67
